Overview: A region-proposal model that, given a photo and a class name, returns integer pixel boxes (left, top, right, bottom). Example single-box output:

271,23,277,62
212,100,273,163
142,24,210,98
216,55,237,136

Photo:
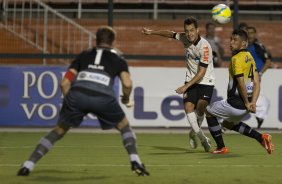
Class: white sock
130,154,141,165
187,112,207,142
23,160,35,171
187,112,200,133
197,130,208,142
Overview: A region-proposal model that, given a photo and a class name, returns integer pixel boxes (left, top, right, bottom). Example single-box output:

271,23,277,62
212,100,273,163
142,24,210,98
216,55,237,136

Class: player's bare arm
61,69,77,96
236,76,253,112
175,66,207,94
251,70,260,110
120,71,133,104
142,27,175,38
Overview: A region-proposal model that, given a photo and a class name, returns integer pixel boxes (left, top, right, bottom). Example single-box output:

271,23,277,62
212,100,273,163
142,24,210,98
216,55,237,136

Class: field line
1,164,282,168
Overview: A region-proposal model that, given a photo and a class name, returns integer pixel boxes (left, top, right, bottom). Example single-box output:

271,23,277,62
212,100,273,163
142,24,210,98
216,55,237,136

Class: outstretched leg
225,121,274,154
17,125,69,176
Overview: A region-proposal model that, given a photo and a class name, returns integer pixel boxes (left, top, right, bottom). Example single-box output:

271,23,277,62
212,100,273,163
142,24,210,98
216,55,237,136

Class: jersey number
94,49,103,65
248,64,254,80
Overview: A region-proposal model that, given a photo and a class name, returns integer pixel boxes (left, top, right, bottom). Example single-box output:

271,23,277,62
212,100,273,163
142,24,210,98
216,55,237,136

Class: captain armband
64,70,76,82
199,62,209,68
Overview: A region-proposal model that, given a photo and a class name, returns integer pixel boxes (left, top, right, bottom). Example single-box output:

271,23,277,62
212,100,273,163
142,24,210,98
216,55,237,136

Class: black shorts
183,83,214,105
57,88,125,130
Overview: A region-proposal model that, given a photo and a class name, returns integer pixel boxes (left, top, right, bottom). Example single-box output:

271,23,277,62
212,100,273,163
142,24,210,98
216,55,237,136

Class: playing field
0,131,281,184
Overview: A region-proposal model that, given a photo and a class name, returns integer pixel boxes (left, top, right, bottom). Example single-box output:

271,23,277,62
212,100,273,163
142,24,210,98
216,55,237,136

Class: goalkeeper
17,26,149,177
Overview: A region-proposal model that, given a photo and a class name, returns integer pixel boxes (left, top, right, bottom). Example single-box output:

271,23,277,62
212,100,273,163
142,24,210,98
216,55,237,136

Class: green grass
0,131,282,184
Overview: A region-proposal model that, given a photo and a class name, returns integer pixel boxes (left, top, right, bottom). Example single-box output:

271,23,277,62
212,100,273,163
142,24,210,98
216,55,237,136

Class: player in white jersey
142,16,215,152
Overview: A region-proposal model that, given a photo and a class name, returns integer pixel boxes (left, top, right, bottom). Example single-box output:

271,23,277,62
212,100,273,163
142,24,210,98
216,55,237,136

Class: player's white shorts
255,93,270,119
206,99,248,124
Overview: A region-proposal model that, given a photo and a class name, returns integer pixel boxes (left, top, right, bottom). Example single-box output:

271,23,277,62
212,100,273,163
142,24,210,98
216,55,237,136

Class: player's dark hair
96,26,116,46
184,16,198,28
247,26,256,33
232,29,248,41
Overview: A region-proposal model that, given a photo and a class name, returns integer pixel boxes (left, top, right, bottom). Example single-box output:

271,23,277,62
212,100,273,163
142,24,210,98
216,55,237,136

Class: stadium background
1,2,282,184
0,0,281,129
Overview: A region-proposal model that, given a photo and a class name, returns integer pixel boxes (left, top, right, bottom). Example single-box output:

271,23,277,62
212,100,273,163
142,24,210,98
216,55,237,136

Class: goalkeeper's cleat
17,167,30,176
211,147,229,154
131,161,150,176
17,160,34,176
201,138,211,152
189,130,197,149
261,134,274,154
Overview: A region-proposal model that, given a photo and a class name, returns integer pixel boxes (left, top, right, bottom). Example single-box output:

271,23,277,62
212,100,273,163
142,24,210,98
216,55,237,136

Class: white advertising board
122,67,282,129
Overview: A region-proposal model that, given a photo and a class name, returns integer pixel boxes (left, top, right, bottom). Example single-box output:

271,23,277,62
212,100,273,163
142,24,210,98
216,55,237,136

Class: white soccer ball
211,4,232,24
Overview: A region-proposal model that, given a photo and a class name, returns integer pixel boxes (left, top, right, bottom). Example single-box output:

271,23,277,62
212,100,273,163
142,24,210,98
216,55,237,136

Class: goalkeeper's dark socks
120,124,142,164
231,122,263,143
29,130,63,163
206,116,225,149
120,124,138,154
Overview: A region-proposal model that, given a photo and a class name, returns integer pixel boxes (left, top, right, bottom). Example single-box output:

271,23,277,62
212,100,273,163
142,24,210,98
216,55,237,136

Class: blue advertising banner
0,66,119,127
1,66,281,128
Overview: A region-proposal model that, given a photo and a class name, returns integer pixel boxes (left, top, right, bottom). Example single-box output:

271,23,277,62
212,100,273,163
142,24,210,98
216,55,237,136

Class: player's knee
116,117,129,131
184,101,195,110
197,100,208,112
53,125,69,137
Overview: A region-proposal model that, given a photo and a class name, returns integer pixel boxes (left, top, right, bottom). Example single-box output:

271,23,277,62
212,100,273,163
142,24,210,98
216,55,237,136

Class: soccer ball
211,4,232,24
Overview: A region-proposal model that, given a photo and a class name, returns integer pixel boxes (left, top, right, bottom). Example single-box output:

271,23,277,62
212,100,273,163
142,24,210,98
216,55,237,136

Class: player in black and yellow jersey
205,29,273,154
227,38,257,110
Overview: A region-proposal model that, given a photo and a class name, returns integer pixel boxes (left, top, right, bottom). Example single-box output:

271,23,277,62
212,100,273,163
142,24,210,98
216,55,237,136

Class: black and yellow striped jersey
227,49,257,109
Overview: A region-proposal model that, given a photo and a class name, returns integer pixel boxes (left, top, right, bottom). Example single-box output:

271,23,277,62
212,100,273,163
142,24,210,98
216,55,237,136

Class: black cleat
17,167,30,176
131,161,150,176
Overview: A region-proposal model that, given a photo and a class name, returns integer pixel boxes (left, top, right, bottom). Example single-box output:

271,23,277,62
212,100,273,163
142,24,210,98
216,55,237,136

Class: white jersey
175,33,215,86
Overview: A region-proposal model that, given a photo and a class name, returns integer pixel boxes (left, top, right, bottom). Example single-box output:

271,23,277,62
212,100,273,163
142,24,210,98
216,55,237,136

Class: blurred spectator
238,22,248,31
204,22,224,67
247,26,272,129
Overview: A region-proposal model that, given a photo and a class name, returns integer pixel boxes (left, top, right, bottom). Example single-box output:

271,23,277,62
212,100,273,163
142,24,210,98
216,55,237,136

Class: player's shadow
203,153,241,159
30,169,109,182
150,146,203,155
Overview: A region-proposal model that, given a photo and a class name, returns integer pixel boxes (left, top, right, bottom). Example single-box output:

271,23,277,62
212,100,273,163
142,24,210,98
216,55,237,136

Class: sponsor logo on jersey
203,46,209,62
245,55,249,63
77,71,110,86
